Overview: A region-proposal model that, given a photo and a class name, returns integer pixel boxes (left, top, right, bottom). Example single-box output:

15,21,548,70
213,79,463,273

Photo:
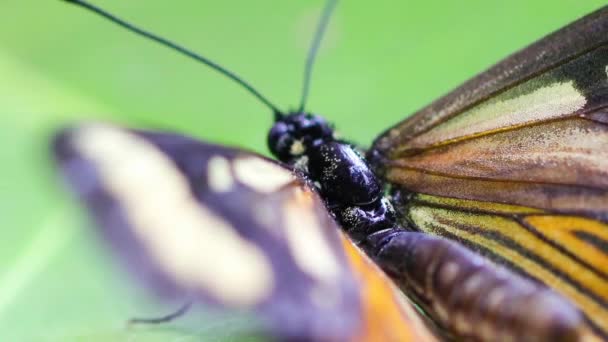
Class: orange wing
341,234,438,342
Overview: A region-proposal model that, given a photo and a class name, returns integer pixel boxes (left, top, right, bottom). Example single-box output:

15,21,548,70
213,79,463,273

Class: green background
0,1,605,340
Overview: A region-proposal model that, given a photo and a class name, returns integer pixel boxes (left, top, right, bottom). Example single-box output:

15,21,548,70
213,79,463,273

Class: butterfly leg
128,301,193,326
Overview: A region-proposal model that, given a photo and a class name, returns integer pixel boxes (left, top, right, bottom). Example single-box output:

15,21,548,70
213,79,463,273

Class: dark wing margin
52,123,437,341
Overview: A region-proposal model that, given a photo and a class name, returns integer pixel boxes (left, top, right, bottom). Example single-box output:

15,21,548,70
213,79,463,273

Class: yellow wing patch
524,216,608,277
415,193,544,215
406,193,608,336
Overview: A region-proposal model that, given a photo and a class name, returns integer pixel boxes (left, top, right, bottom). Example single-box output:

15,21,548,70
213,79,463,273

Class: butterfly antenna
297,0,338,113
61,0,284,118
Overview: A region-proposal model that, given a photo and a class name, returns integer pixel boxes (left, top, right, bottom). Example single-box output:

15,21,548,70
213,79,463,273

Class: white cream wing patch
73,124,274,306
233,156,295,193
207,156,234,192
408,81,587,148
283,188,340,284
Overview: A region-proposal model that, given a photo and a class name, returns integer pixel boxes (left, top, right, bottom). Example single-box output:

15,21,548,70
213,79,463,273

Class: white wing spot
73,124,274,306
283,188,340,284
233,157,294,193
207,156,234,192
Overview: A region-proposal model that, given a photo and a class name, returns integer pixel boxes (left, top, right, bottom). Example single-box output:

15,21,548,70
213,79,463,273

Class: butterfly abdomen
372,231,588,342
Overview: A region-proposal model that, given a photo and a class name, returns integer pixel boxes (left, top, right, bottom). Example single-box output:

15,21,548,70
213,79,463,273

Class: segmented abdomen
373,231,590,341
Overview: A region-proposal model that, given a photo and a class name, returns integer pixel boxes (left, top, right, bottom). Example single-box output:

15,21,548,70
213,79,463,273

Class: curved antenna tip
297,0,339,113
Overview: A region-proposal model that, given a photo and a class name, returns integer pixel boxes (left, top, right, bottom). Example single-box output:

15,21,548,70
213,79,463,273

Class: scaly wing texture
53,123,436,342
370,5,608,338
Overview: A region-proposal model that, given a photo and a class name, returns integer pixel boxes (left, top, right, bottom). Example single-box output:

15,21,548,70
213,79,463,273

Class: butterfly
53,0,608,341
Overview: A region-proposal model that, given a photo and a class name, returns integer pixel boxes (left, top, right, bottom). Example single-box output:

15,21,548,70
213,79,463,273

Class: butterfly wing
373,5,608,161
53,123,437,341
370,6,608,337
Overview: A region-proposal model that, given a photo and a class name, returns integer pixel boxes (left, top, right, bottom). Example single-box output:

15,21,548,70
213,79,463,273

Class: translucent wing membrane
370,5,608,338
52,123,436,341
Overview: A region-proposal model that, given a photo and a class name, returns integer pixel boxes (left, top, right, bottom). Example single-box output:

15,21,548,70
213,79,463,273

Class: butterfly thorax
268,112,396,243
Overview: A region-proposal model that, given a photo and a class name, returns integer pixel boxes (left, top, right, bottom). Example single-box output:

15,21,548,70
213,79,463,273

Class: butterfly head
268,112,334,162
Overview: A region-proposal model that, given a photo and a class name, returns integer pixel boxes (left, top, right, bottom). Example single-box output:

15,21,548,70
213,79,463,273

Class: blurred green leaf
0,1,605,340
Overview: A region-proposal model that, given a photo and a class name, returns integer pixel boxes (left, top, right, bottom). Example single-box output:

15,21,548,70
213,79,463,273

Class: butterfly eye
300,114,333,139
268,113,334,161
268,121,295,159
